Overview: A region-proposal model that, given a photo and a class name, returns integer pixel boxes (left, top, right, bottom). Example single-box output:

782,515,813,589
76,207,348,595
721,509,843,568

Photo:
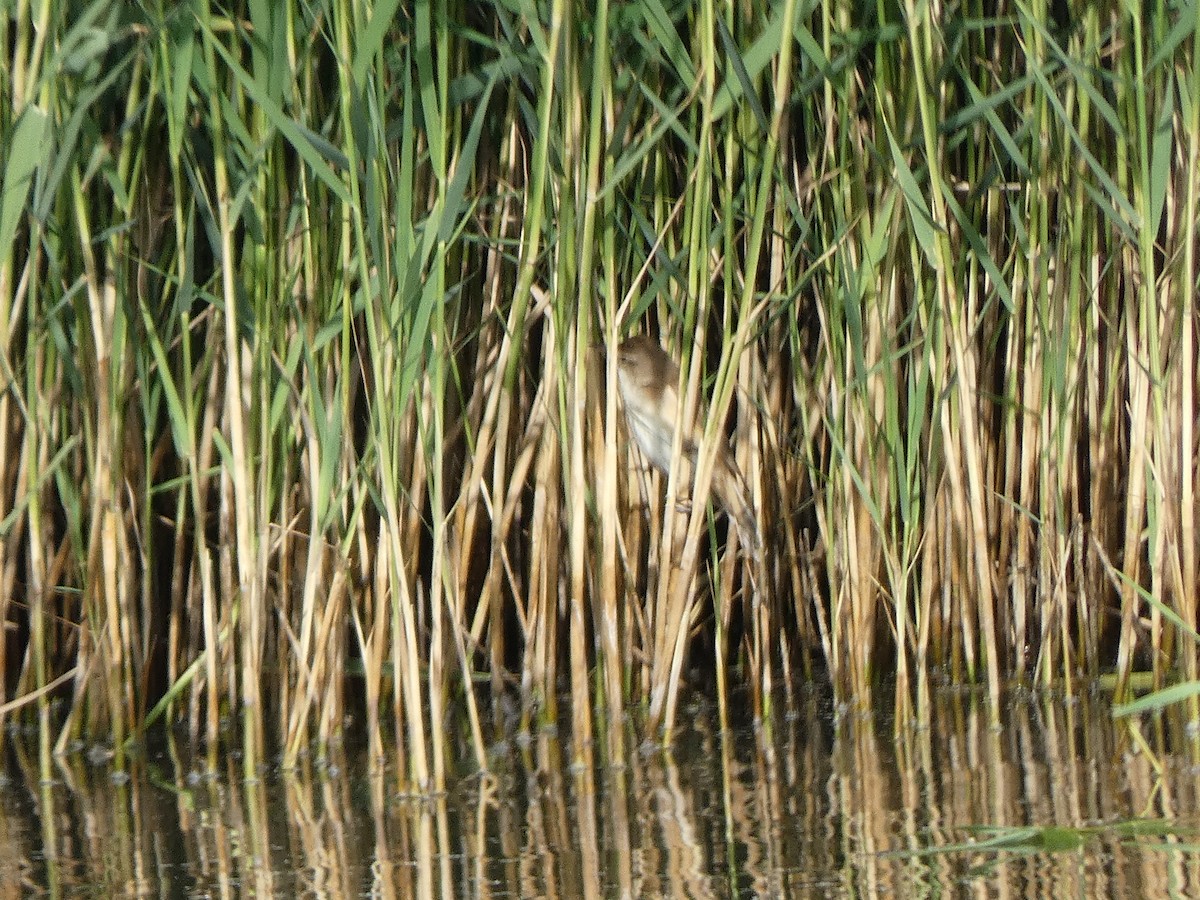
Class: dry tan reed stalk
646,338,701,733
22,391,51,772
199,545,219,769
316,572,348,751
451,314,507,700
1006,263,1034,682
526,417,561,724
351,561,388,767
78,273,129,751
0,280,17,735
583,332,626,760
1115,266,1153,700
1181,129,1198,686
540,324,588,765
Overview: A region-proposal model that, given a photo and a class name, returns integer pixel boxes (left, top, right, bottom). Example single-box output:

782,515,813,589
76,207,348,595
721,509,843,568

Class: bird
614,335,761,558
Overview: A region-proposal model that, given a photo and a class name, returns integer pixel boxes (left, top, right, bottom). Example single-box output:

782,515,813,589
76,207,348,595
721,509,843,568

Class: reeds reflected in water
2,691,1199,898
3,0,1200,803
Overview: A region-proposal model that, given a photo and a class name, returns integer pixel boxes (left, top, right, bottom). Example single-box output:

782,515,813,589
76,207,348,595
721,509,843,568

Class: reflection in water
1,689,1198,898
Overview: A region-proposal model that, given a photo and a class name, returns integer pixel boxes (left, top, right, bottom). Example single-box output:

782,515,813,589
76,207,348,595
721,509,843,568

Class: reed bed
0,0,1197,782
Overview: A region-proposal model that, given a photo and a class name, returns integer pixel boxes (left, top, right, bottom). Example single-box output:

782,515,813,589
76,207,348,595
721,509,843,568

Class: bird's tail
711,452,762,562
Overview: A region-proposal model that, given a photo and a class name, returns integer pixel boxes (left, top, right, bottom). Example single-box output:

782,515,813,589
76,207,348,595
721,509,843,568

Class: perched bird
614,335,760,558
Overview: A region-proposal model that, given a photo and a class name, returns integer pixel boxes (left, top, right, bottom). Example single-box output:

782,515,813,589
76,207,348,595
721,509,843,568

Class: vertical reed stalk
1181,11,1200,690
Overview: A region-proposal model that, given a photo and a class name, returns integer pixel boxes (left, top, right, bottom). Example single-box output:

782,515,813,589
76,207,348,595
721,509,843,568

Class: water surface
2,687,1197,898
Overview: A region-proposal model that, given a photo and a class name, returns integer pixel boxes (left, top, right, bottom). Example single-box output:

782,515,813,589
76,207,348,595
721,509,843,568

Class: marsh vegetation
1,0,1198,789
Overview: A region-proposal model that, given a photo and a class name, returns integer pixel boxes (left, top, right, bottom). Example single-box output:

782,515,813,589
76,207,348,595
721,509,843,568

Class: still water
2,687,1198,898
